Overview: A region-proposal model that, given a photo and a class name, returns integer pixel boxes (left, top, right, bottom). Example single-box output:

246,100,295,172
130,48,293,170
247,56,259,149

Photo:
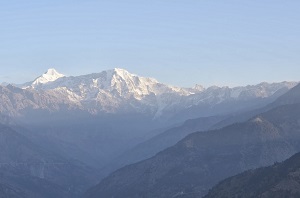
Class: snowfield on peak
22,68,65,89
33,68,65,85
16,68,298,121
26,68,190,96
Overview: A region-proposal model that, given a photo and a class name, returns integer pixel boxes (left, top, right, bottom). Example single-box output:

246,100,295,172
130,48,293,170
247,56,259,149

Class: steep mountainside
22,68,65,88
101,84,300,176
204,152,300,198
0,84,80,117
22,112,162,170
269,82,300,107
84,101,300,198
104,115,226,174
0,124,98,198
212,83,300,129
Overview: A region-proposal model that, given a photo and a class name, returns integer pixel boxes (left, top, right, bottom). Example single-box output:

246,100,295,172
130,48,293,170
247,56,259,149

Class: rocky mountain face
11,68,297,123
84,87,300,198
204,152,300,198
268,82,300,107
0,84,80,117
19,68,192,120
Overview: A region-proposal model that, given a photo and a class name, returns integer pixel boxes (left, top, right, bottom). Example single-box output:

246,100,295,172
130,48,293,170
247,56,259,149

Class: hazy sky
0,0,299,87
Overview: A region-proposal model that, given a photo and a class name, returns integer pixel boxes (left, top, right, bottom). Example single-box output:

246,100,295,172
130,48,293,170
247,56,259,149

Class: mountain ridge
83,84,300,198
204,152,300,198
13,68,298,122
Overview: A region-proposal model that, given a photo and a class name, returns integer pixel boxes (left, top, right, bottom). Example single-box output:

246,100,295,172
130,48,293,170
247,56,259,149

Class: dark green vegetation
205,152,300,198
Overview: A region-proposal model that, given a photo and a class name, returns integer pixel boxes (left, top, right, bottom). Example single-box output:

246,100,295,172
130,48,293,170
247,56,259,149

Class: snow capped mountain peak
31,68,65,87
110,68,135,80
17,68,298,118
43,68,65,80
44,68,63,77
99,68,160,91
107,68,158,83
96,68,168,98
113,68,130,74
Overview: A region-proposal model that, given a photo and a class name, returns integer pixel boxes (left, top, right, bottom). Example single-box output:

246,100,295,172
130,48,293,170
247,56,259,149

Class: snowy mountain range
21,68,192,115
0,68,297,121
0,68,299,198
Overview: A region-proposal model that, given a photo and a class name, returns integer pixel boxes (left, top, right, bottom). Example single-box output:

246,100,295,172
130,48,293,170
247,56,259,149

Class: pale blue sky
0,0,299,87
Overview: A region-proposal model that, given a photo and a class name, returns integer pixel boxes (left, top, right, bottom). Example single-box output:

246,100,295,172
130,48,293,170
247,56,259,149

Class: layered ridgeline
0,68,298,198
212,80,300,130
0,68,296,175
103,115,227,175
84,84,300,198
101,83,300,176
205,152,300,198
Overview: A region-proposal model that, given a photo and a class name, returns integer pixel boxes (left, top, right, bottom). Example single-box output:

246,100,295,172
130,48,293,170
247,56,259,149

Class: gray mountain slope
103,84,300,176
204,152,300,198
0,124,98,197
104,115,226,175
212,82,300,129
84,101,300,198
0,80,295,174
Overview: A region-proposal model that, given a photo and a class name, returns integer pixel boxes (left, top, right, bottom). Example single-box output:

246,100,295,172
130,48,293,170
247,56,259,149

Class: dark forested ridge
204,152,300,198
